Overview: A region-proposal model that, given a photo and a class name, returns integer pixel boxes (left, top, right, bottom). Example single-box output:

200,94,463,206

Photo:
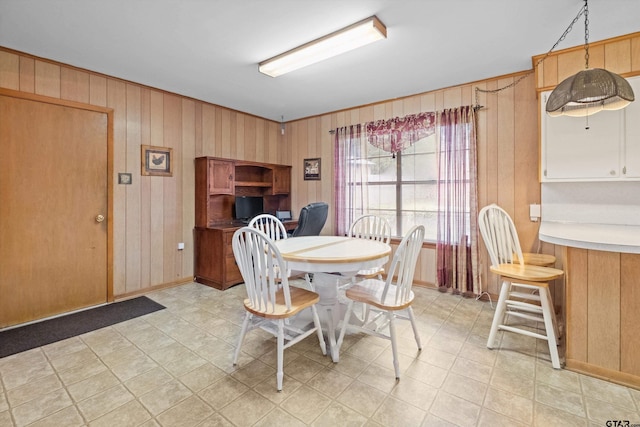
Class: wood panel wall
0,47,284,298
284,72,543,296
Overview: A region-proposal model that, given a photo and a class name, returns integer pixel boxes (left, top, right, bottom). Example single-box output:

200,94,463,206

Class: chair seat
345,279,414,311
514,252,556,267
244,286,320,319
355,266,384,279
490,263,564,284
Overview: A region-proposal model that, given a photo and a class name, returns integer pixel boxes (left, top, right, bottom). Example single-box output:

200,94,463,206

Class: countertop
539,221,640,254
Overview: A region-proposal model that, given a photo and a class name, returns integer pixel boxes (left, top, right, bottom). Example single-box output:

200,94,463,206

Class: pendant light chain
584,0,590,69
474,3,586,110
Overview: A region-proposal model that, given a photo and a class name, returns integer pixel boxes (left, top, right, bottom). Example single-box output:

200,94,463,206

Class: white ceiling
1,0,639,122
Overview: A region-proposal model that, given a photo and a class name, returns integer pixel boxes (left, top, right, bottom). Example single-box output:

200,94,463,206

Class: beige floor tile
155,395,214,427
5,374,62,407
280,355,325,384
404,359,448,388
1,355,55,391
312,401,368,427
231,358,276,387
389,376,438,410
584,397,640,425
534,402,588,427
253,374,303,404
137,379,192,416
478,408,530,427
41,337,88,360
280,385,331,424
179,363,226,392
535,361,582,394
307,367,354,396
75,384,134,422
220,390,275,426
371,396,426,427
429,390,481,426
197,412,235,427
450,357,493,384
535,382,585,418
254,407,307,427
327,353,369,378
123,366,173,397
442,372,488,405
90,399,152,427
27,405,84,427
66,369,120,402
57,358,108,386
199,377,249,410
10,388,73,427
484,386,534,423
490,369,535,399
336,380,387,418
580,375,637,409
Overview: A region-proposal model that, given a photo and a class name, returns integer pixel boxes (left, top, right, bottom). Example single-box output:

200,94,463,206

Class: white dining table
274,236,391,362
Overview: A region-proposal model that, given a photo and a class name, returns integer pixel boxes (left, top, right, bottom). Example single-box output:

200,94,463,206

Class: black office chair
291,202,329,237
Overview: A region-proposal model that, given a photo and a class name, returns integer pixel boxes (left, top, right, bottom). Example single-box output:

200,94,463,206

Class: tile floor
1,281,639,427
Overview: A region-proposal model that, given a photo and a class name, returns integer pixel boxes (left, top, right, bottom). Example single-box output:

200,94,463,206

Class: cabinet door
623,77,640,178
272,166,291,194
209,159,234,194
541,91,624,181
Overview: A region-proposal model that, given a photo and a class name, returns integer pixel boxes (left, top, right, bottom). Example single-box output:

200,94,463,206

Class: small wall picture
304,158,321,181
141,145,173,177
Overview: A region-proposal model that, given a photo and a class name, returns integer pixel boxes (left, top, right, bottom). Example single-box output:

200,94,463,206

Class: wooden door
0,92,109,328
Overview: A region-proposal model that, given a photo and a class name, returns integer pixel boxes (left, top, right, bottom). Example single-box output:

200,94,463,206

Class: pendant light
545,0,635,117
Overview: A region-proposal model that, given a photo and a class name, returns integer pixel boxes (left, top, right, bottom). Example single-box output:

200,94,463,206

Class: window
345,133,439,240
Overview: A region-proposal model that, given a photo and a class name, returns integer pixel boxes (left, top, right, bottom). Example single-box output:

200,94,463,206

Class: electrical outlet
177,242,185,250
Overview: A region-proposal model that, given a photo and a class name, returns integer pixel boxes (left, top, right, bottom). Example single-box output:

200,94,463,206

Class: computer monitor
234,196,263,222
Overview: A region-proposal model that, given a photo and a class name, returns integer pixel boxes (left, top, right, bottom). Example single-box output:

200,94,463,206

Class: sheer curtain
334,124,369,236
436,106,480,296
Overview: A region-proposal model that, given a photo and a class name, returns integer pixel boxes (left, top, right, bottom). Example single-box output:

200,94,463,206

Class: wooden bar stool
478,204,565,369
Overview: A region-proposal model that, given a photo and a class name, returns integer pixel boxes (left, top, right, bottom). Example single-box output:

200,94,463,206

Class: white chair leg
539,287,562,369
336,300,355,350
233,312,250,365
388,312,400,380
487,280,510,349
304,273,314,291
407,306,422,350
311,306,327,355
276,319,284,391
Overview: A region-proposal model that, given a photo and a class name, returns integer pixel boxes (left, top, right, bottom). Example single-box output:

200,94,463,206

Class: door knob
95,214,105,223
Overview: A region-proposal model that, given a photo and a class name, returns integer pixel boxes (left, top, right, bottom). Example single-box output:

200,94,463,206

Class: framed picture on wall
141,145,173,177
303,158,321,181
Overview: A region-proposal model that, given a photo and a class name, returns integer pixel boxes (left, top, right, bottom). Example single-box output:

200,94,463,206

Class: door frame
0,87,114,302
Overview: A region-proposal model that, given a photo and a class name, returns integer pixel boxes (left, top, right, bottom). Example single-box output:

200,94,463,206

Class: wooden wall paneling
181,99,196,279
34,60,60,98
125,84,142,292
483,80,499,294
442,86,462,110
320,115,333,234
587,250,620,370
218,108,230,158
556,49,584,83
604,39,632,74
566,247,589,363
163,94,181,282
419,92,436,112
194,102,203,157
542,55,558,88
0,51,19,90
107,79,127,294
232,112,243,160
403,95,420,115
18,57,34,93
149,90,165,286
513,74,539,254
620,253,640,376
255,117,265,163
631,36,640,72
244,114,256,161
461,84,472,107
60,68,89,103
496,77,515,216
139,88,152,288
588,44,605,69
89,75,107,107
200,104,214,156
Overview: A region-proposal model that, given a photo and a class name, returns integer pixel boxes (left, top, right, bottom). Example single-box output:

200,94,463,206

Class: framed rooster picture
141,145,173,177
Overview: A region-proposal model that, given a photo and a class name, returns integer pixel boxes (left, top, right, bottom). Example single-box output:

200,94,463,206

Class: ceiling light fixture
546,0,634,117
258,15,387,78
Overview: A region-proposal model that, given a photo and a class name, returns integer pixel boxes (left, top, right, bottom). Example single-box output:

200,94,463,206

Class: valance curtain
334,124,369,236
366,112,436,155
436,106,480,296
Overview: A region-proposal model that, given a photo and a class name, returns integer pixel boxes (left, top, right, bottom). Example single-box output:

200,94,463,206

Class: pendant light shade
544,0,634,117
546,68,635,117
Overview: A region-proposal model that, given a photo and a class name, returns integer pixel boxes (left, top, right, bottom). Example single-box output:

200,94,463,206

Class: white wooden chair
337,225,425,380
248,213,311,288
231,227,326,391
478,204,565,369
348,214,392,281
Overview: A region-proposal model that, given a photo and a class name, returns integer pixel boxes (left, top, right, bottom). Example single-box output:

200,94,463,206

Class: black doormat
0,296,165,358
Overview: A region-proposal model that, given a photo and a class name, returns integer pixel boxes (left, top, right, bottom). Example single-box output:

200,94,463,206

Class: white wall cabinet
540,75,640,182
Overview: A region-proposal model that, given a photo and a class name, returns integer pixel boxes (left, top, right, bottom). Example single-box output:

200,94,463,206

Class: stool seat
490,263,563,283
515,252,556,267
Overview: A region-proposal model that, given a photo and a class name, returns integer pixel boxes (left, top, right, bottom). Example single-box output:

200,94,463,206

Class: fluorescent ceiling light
258,16,387,78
